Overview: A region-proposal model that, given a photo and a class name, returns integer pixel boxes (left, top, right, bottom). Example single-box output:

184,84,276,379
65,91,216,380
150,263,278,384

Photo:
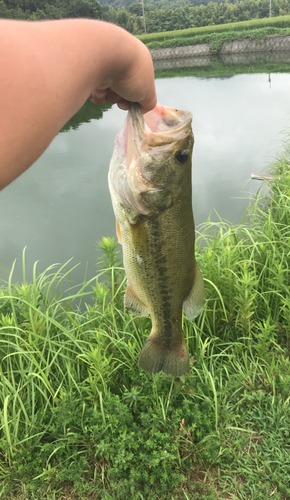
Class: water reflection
1,69,290,286
61,100,111,133
153,56,212,70
220,50,290,66
154,51,290,78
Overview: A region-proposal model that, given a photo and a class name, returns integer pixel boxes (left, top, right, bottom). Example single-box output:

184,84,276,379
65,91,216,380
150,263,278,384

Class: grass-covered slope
1,153,290,498
147,26,290,51
138,14,290,44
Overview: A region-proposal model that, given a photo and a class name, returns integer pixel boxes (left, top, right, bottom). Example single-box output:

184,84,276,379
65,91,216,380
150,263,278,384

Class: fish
108,103,205,377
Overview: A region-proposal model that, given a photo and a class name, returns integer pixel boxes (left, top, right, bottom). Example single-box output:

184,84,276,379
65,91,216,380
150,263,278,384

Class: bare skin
0,19,157,190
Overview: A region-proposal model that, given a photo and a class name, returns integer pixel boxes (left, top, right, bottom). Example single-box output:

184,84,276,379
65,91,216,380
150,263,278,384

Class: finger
138,91,157,114
105,88,123,105
90,89,107,105
140,102,156,115
117,99,130,111
90,88,126,107
116,44,157,112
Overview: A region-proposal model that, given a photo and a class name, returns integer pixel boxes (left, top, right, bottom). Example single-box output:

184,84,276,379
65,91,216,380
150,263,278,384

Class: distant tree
43,3,64,18
65,0,101,18
128,2,143,15
0,0,12,15
2,0,290,31
1,0,102,19
102,4,117,22
29,8,47,18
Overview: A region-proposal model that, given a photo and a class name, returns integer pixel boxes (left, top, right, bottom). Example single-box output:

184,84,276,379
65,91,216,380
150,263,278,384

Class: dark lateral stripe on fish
148,217,175,348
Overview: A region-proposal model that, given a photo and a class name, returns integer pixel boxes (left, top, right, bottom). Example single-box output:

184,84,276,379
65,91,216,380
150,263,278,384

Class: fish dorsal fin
183,261,206,320
124,283,149,317
116,220,122,245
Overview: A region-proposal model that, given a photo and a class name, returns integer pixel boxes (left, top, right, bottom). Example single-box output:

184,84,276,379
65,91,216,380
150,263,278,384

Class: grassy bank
146,26,290,52
138,15,290,45
137,16,290,54
1,151,290,499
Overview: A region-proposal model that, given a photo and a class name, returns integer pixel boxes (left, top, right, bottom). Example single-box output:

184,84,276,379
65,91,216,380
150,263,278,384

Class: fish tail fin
138,334,189,378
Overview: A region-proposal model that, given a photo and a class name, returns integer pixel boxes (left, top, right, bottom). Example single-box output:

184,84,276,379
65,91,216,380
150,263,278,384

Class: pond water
1,61,290,286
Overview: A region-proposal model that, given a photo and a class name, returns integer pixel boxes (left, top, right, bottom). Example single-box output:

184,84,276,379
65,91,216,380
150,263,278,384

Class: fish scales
109,103,205,377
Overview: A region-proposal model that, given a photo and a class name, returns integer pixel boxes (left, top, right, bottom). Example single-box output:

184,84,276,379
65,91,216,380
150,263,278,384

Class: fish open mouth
128,103,193,148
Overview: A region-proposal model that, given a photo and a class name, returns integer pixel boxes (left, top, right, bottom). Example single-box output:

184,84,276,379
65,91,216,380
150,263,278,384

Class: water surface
1,69,290,286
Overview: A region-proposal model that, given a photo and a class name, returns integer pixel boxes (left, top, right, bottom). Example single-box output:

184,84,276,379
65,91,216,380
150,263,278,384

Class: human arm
0,19,157,189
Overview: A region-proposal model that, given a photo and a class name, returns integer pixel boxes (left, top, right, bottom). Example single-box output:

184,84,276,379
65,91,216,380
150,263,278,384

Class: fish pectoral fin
140,188,172,213
129,220,148,255
121,204,141,224
116,220,122,245
183,261,206,320
124,283,149,317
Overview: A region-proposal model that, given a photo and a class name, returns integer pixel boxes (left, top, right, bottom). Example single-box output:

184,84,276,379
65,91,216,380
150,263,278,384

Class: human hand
90,34,157,113
0,19,157,189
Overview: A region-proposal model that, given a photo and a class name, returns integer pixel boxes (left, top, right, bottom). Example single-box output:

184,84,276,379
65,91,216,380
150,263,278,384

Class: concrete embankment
152,50,290,70
149,35,290,61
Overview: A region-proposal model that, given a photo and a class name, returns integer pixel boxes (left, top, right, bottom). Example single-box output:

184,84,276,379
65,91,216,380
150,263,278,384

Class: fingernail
117,102,129,111
93,93,105,99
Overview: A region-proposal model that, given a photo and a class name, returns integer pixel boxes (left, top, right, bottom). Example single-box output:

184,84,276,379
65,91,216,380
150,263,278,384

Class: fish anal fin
138,335,189,377
183,261,206,320
116,220,122,245
124,283,149,317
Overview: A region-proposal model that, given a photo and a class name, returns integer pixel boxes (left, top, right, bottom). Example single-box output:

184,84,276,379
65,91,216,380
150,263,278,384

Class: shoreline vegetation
1,146,290,499
138,14,290,44
138,17,290,55
1,0,290,40
2,0,290,36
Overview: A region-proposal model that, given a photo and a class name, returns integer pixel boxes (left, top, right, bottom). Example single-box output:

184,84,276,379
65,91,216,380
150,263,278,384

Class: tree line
0,0,102,20
1,0,290,34
102,0,290,33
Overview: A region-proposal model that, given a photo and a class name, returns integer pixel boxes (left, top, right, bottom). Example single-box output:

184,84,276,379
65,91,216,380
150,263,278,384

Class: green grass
1,151,290,498
137,14,290,44
147,26,290,51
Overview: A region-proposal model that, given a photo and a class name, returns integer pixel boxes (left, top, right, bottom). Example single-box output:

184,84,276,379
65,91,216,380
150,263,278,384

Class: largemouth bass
109,103,205,377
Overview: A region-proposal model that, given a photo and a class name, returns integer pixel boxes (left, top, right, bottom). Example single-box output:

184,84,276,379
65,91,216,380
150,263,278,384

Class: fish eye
176,150,188,164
